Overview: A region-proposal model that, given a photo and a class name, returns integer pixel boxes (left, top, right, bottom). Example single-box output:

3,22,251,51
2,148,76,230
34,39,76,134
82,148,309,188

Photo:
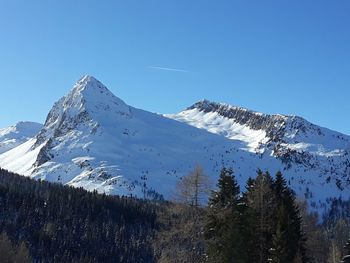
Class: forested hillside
0,167,349,262
0,168,157,262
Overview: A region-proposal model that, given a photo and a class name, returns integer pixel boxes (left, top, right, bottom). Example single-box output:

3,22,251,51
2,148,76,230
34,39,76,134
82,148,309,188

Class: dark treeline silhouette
204,168,307,262
0,168,157,262
163,167,350,263
0,167,349,263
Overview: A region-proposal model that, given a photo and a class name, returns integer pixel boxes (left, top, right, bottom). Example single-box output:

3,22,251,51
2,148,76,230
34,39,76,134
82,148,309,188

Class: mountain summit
63,75,131,117
0,75,349,210
41,75,131,134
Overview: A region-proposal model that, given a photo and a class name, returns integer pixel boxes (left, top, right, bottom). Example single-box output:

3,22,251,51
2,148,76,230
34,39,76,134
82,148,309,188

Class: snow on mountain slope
165,102,270,153
166,100,350,205
0,122,43,154
0,138,45,175
0,76,349,210
167,100,350,151
166,99,350,158
0,76,257,198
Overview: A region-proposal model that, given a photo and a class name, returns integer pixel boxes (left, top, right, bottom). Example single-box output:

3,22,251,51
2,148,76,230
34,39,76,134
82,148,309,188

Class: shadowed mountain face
0,75,349,210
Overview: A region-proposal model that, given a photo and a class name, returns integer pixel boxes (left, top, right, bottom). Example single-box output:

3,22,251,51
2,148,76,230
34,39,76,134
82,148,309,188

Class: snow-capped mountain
0,75,349,210
0,122,42,154
167,100,350,182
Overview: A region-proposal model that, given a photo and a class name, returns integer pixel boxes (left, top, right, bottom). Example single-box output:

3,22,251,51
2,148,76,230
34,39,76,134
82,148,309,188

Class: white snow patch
0,138,45,175
165,108,268,153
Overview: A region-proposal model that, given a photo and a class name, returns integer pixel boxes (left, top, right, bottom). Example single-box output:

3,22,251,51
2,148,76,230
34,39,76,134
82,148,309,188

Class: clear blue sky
1,0,349,135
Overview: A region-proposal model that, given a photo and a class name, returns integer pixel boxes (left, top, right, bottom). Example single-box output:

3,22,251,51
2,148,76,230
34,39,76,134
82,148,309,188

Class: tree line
0,166,349,262
166,166,350,263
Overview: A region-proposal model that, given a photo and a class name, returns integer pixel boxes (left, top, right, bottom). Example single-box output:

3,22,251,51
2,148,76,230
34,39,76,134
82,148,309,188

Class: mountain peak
71,74,111,97
77,74,99,87
60,75,131,116
79,74,97,82
37,76,132,147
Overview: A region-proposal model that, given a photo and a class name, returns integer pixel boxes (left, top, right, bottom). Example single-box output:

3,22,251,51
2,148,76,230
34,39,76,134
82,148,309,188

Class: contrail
149,66,189,73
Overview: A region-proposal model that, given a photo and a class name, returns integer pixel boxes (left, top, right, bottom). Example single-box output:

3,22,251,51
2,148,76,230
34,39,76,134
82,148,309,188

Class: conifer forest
0,167,349,262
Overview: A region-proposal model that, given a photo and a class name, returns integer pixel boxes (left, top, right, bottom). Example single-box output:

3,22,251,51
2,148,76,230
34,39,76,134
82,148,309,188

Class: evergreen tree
270,206,289,263
204,167,244,262
246,170,276,263
270,171,307,262
239,177,258,261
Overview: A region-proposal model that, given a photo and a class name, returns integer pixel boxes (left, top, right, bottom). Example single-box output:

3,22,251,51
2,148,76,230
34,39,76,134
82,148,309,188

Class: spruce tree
270,206,288,263
270,171,308,263
204,167,243,262
240,177,258,262
246,170,276,263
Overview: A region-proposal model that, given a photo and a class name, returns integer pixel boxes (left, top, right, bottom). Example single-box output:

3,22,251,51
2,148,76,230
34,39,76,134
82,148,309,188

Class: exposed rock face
188,100,322,145
188,99,287,135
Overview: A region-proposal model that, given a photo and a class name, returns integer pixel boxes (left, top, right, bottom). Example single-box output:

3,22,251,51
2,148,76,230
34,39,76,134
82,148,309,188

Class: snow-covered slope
167,100,350,159
167,100,350,207
0,76,255,198
0,76,349,211
0,122,42,154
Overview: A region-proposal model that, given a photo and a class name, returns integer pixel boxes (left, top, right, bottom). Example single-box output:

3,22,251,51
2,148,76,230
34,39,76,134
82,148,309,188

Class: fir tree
204,167,244,262
269,171,308,263
246,170,276,263
270,206,288,263
239,176,259,261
